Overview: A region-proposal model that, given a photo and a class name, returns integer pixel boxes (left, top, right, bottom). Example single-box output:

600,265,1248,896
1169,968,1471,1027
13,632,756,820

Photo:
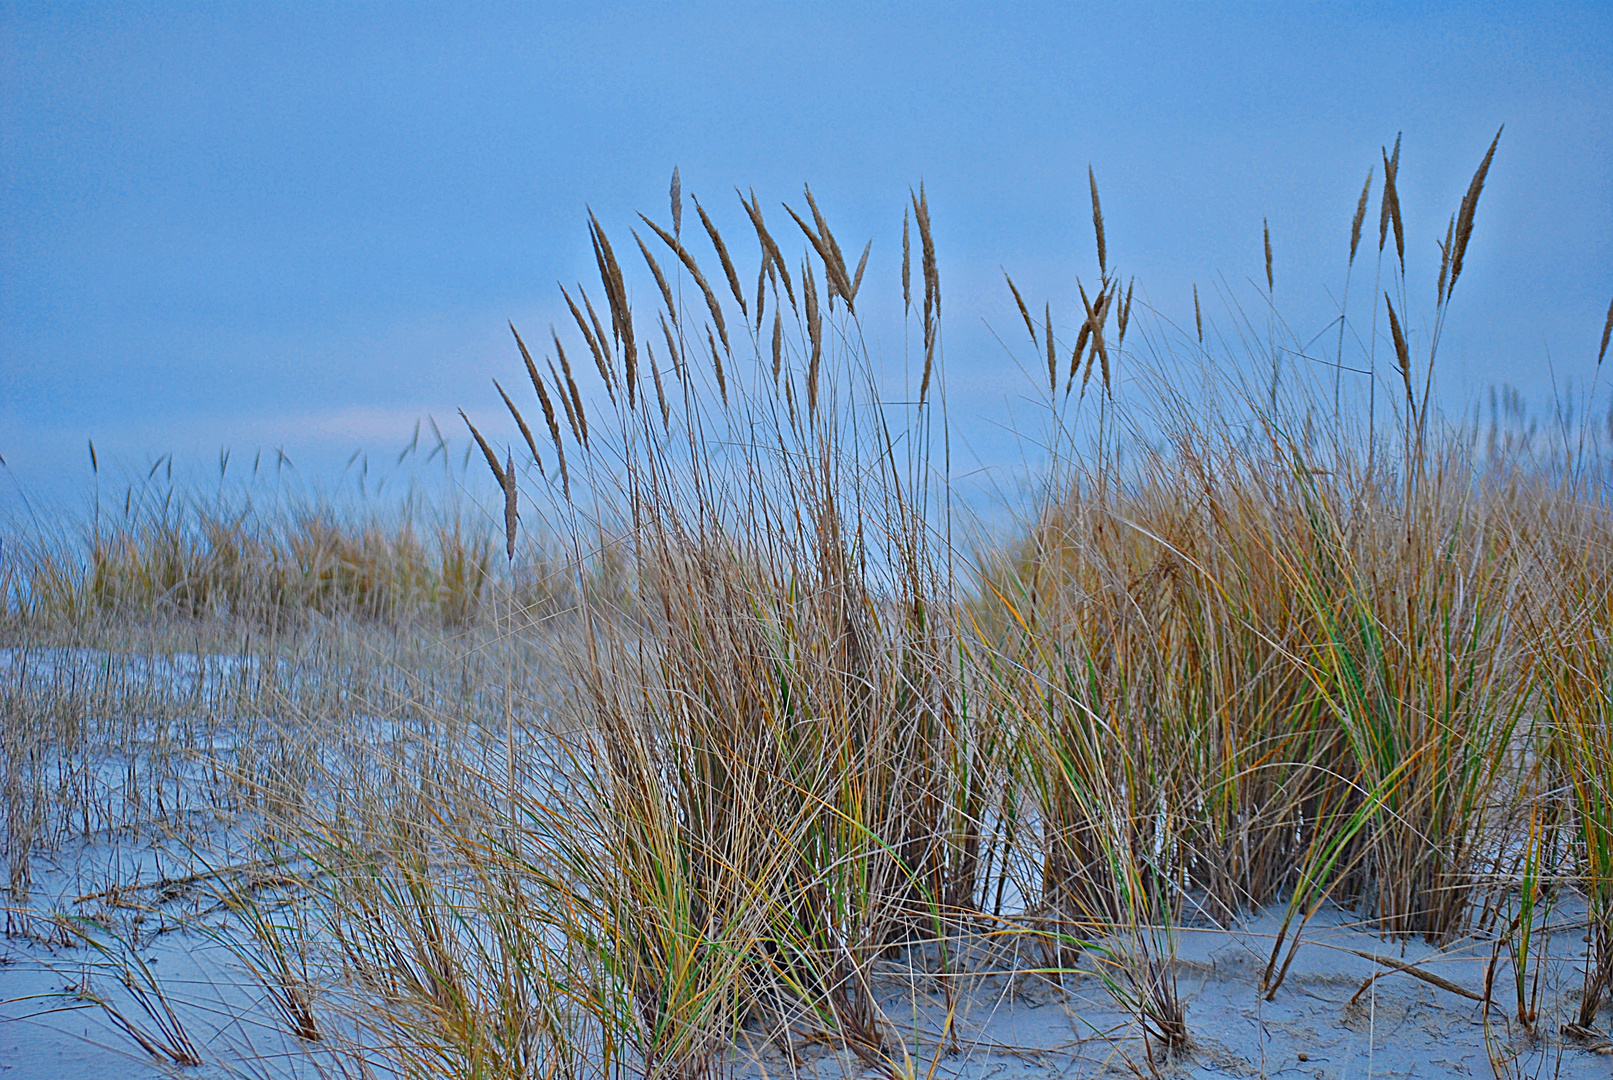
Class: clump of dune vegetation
4,134,1613,1078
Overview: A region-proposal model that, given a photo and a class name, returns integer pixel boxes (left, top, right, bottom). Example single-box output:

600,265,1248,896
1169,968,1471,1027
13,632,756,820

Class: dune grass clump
6,130,1613,1078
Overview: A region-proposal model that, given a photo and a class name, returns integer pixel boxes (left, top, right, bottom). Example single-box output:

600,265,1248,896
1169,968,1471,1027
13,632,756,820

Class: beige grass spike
493,378,543,474
1089,165,1106,276
1350,167,1373,266
693,195,748,318
1598,294,1612,366
1005,271,1037,345
634,230,679,328
1448,125,1502,297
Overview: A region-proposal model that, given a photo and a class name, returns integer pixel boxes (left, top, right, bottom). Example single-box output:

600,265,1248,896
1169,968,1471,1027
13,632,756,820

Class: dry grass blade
590,214,638,409
580,287,615,372
740,187,795,307
804,184,854,304
1380,135,1405,271
1448,125,1502,297
1600,294,1613,366
1075,280,1101,397
805,258,822,414
670,164,682,236
754,249,768,331
634,230,679,327
459,408,505,489
547,356,581,446
1194,283,1203,344
772,308,783,384
902,206,911,312
1385,293,1413,408
1045,302,1056,393
1264,218,1273,293
509,326,555,465
1094,289,1112,394
694,195,748,317
785,200,855,312
1117,278,1134,349
1089,165,1107,275
1068,312,1091,393
850,238,871,304
913,182,938,317
1350,166,1373,265
551,328,589,446
1378,135,1398,253
560,284,615,403
1005,270,1038,345
458,411,519,555
648,339,670,431
639,213,731,354
492,378,543,475
707,325,726,405
913,182,939,403
1437,214,1454,306
659,309,683,386
529,370,569,497
501,452,517,559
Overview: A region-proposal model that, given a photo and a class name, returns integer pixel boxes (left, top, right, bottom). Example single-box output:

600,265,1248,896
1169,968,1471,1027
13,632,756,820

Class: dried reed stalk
640,214,731,354
1350,167,1373,265
551,329,589,446
694,195,748,317
1600,294,1613,366
1089,165,1107,276
1448,125,1501,297
1005,271,1037,344
740,188,795,307
1045,303,1056,393
1264,218,1273,293
561,285,615,403
1380,134,1404,269
634,230,679,327
670,165,682,236
1385,294,1413,409
492,378,542,475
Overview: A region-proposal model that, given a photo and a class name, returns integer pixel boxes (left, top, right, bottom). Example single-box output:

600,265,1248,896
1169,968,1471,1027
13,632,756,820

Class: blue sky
3,2,1610,514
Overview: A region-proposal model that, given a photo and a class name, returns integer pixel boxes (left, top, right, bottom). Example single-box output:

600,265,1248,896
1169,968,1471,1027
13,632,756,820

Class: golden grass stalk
740,187,794,308
1264,218,1273,293
588,212,638,410
1089,165,1107,276
1045,302,1056,393
902,205,911,312
1379,132,1403,268
1436,213,1454,306
528,369,568,498
1005,270,1037,345
492,378,543,475
1448,125,1502,297
802,184,855,307
634,230,679,328
639,214,730,355
1349,166,1373,265
1599,293,1612,366
1385,294,1414,410
786,200,855,313
561,285,616,404
804,258,822,415
670,164,681,236
692,195,747,317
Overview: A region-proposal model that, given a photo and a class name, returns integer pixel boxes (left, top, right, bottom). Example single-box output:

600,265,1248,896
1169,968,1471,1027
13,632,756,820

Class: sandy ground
6,828,1610,1079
